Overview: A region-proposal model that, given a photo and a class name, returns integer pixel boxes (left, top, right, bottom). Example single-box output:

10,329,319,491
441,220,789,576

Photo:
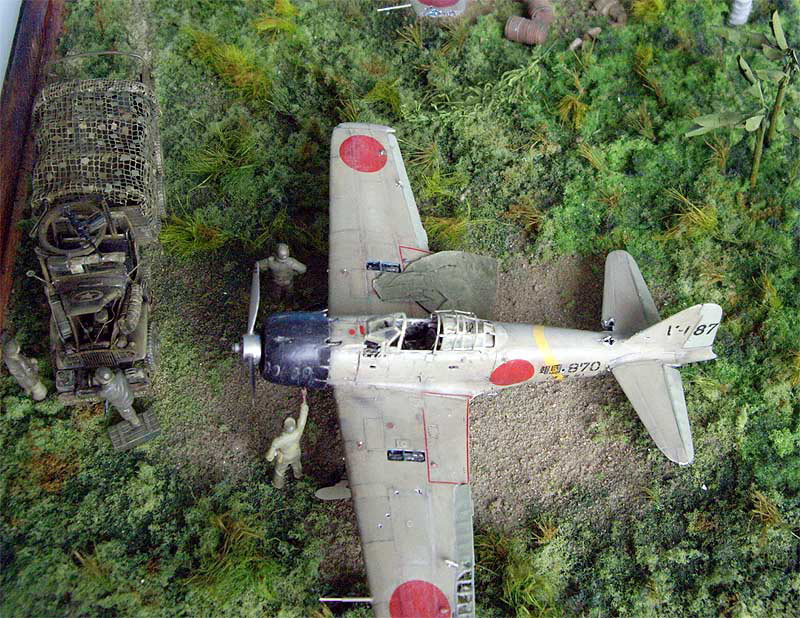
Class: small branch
751,119,767,188
766,75,789,147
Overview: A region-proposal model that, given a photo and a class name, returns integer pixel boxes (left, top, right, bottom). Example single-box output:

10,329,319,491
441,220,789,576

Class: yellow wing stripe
533,325,563,381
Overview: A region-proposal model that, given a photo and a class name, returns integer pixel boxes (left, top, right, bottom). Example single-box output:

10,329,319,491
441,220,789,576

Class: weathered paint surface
389,579,451,617
489,358,535,385
339,134,388,173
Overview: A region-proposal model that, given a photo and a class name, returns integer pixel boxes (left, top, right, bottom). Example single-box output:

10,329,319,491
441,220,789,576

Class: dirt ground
149,252,668,591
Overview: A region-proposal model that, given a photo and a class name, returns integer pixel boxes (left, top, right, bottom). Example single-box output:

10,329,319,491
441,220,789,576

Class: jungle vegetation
2,0,800,616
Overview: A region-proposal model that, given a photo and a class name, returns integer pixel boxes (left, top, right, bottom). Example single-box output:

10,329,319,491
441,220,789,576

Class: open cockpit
362,310,495,356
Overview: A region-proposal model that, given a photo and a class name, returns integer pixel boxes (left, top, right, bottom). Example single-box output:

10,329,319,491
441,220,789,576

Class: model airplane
236,123,722,618
377,0,467,18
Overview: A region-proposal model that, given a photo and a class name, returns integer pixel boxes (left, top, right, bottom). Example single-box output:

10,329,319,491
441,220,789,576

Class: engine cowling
260,311,331,389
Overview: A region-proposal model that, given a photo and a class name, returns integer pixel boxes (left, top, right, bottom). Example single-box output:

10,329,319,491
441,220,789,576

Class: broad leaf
762,44,785,61
685,111,750,137
716,27,770,48
744,82,763,100
786,115,800,138
692,111,749,128
685,125,718,137
743,115,765,131
738,55,757,85
755,69,787,82
772,11,788,51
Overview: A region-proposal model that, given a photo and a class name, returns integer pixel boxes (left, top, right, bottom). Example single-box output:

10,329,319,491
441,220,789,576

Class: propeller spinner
233,264,262,399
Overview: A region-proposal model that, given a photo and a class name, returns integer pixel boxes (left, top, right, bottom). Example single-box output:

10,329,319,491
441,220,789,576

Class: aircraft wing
329,123,430,318
334,386,475,618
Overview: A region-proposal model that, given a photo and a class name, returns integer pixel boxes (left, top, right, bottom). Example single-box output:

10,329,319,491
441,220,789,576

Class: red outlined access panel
422,392,471,484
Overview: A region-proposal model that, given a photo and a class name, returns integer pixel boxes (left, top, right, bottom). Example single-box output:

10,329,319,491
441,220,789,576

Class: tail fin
603,251,723,465
602,250,661,338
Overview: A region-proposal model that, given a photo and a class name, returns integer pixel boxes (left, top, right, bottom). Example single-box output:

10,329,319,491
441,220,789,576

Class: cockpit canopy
363,310,495,355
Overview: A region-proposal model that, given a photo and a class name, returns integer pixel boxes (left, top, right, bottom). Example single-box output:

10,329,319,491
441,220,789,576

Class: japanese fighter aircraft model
236,123,722,618
377,0,467,18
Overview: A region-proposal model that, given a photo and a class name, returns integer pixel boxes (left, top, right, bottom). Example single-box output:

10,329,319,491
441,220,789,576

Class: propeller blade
249,358,256,402
247,264,260,335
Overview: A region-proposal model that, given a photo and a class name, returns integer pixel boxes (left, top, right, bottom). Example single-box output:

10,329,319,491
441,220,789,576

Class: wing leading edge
334,387,476,618
329,123,429,318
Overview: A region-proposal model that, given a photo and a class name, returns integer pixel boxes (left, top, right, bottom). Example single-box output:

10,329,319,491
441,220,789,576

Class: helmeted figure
257,243,307,302
2,336,47,401
266,388,309,488
95,367,140,426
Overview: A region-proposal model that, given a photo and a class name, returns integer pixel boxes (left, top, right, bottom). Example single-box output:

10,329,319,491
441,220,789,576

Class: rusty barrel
504,15,550,45
524,0,554,25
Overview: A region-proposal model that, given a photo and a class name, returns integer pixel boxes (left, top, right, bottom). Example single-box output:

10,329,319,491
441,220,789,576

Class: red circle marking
420,0,460,6
490,359,535,386
339,135,387,173
390,580,451,618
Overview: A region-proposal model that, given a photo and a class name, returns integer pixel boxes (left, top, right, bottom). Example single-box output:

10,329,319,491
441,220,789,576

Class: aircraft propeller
233,263,262,401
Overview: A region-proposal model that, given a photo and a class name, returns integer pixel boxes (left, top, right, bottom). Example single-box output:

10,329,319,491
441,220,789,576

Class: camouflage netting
31,78,165,241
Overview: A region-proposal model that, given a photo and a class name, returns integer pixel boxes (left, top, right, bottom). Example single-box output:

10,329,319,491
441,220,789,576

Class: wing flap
334,387,475,617
611,361,694,464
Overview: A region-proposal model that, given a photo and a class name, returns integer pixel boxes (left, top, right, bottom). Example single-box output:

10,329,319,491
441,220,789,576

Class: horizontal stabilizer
612,361,693,464
602,250,660,338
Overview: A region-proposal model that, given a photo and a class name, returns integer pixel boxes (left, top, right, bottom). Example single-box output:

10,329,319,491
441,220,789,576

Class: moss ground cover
2,0,800,616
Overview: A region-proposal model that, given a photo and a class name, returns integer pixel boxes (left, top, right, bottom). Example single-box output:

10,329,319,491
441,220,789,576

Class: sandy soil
149,251,668,593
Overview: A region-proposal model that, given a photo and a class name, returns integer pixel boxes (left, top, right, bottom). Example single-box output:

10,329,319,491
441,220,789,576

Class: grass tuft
577,142,607,171
505,199,544,239
186,28,270,101
364,78,402,117
161,212,230,257
558,94,588,130
632,0,666,23
663,188,717,239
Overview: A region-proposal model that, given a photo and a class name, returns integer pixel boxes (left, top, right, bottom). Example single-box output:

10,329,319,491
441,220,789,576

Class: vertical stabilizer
602,250,661,338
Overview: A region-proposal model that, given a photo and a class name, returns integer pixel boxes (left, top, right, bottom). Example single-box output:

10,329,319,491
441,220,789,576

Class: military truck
28,52,164,449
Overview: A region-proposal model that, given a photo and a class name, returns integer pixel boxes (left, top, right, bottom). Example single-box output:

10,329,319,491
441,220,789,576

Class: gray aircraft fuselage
258,310,713,396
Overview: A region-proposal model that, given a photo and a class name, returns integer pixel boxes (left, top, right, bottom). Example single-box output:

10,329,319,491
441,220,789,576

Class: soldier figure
2,336,47,401
257,243,307,302
94,367,141,426
266,388,309,488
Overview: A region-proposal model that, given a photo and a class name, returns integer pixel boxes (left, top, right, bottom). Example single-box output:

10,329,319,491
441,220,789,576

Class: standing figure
266,388,309,488
2,336,47,401
95,367,141,426
257,243,307,303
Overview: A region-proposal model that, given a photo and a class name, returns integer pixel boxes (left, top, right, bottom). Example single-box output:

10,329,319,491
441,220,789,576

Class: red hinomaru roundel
339,135,388,173
389,580,451,618
490,359,535,386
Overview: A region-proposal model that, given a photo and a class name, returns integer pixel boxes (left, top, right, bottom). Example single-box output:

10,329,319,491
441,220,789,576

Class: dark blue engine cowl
261,311,331,390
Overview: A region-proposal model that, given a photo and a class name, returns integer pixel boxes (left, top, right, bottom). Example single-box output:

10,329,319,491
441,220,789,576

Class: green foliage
632,0,665,24
364,78,403,117
185,27,271,101
6,0,800,616
161,211,230,257
686,11,800,187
